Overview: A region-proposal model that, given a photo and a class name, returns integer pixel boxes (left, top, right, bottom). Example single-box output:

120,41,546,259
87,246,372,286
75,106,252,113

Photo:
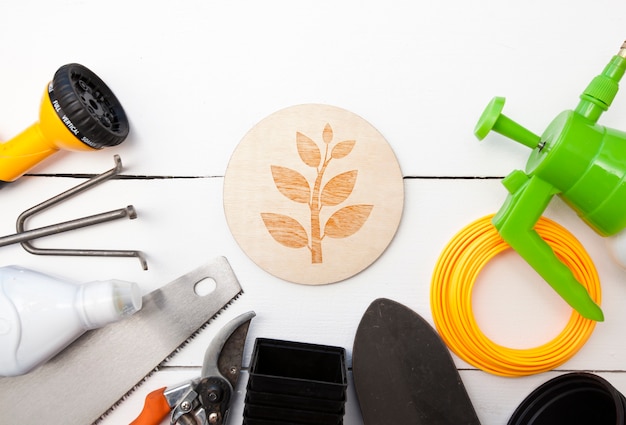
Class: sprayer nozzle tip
619,40,626,58
585,304,604,322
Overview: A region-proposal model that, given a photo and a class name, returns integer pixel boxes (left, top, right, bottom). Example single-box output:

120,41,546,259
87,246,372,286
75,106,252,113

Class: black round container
508,372,626,425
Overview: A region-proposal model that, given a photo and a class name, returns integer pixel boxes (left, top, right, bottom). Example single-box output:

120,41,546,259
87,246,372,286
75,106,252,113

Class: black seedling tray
246,389,345,414
244,338,348,424
247,338,348,400
244,403,343,425
243,419,343,425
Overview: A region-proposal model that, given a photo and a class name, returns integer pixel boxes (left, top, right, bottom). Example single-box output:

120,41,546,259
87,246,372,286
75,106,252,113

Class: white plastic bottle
0,265,142,376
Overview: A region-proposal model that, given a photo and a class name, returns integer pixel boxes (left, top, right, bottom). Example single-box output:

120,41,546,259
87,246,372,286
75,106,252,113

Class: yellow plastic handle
130,387,171,425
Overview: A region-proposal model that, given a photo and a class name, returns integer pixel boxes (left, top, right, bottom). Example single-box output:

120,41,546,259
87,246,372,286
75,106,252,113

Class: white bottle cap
78,280,142,329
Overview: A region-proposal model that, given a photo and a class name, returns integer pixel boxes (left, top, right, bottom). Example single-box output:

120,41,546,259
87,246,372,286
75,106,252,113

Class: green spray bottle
474,41,626,322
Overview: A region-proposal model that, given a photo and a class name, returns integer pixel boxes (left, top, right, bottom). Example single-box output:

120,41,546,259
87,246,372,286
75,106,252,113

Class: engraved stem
310,150,331,263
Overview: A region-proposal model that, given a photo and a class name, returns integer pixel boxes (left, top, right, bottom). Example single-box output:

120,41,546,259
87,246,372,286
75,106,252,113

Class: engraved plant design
261,123,373,263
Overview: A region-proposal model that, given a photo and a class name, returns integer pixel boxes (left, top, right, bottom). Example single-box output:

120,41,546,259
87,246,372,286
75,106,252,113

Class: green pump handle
474,41,626,322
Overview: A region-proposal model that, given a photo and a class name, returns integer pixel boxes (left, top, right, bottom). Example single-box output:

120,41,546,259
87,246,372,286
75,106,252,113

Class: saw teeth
95,290,245,423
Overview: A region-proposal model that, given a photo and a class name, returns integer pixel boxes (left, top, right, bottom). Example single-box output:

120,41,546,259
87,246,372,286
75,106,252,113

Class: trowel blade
352,298,481,425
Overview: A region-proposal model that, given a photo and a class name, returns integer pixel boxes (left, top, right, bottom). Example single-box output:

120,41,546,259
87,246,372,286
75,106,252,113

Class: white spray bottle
0,265,142,376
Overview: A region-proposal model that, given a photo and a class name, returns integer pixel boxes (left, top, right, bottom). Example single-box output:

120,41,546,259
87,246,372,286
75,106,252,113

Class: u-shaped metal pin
0,155,148,270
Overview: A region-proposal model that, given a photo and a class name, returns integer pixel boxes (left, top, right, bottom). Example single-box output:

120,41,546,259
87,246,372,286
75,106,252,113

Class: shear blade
203,311,255,390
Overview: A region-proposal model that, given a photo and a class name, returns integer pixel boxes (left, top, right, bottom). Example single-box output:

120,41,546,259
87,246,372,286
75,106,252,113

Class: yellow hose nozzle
0,63,129,185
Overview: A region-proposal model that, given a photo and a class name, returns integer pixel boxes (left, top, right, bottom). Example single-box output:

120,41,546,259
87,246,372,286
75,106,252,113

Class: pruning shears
130,311,255,425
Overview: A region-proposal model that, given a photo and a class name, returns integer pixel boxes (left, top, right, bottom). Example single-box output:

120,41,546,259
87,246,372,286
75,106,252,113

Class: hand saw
0,256,243,425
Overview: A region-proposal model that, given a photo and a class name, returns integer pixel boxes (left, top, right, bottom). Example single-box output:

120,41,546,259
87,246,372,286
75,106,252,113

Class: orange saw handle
130,387,171,425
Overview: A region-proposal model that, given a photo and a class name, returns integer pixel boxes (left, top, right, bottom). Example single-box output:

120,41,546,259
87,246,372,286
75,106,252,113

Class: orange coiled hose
430,214,601,377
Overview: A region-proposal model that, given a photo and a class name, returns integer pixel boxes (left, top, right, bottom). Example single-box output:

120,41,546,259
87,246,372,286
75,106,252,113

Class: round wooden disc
224,104,404,285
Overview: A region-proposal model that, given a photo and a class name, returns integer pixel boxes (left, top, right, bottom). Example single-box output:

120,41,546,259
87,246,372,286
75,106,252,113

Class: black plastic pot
508,372,626,425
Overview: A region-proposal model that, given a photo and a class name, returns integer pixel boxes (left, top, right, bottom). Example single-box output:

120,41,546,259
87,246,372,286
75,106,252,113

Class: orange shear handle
130,387,171,425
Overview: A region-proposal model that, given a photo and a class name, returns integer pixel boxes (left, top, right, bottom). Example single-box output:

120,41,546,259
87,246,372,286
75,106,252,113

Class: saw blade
0,256,243,425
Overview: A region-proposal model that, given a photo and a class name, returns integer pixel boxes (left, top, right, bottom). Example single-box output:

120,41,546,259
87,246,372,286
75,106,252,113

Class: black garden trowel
352,298,481,425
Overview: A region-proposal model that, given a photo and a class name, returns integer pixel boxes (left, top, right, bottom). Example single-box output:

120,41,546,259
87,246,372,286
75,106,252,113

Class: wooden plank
0,2,624,178
1,177,623,424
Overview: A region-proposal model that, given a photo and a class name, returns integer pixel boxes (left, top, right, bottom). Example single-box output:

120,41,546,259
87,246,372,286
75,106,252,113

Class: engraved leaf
331,140,356,159
296,132,321,168
321,170,357,206
271,165,310,203
324,204,374,239
322,123,333,144
261,213,309,248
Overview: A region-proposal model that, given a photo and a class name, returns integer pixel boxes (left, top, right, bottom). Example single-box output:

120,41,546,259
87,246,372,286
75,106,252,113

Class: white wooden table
2,1,626,424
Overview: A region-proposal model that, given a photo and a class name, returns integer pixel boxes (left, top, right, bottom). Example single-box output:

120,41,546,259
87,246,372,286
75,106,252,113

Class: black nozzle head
48,63,129,149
